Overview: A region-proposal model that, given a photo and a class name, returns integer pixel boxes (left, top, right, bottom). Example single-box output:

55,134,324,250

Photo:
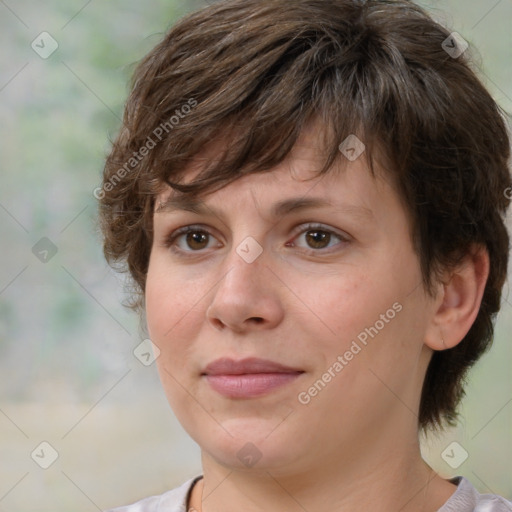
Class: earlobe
424,245,490,351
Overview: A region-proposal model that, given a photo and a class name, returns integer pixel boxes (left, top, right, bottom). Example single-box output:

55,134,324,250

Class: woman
99,0,512,510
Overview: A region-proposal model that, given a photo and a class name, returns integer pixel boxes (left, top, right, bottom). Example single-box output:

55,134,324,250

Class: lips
202,357,304,398
202,357,303,375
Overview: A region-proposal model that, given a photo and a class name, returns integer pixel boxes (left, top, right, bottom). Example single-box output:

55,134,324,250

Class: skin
145,125,489,512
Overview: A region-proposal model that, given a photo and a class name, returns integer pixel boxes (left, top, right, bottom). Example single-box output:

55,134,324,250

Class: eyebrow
155,195,374,221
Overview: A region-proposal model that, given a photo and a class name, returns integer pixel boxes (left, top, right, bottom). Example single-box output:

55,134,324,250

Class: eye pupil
306,230,330,249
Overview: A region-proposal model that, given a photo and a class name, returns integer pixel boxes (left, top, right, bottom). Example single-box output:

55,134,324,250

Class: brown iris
186,231,209,250
305,230,331,249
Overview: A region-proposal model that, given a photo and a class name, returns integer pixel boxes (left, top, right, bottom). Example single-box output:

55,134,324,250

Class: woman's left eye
289,224,348,252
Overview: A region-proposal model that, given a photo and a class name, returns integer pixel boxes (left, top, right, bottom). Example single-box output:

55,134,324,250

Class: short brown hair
99,0,511,430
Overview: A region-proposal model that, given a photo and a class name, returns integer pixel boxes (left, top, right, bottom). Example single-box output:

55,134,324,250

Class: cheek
302,265,415,374
145,259,205,340
145,271,173,341
145,263,204,409
294,270,375,347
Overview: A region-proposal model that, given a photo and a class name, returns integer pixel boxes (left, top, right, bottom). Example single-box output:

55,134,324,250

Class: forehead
156,161,387,230
154,120,396,219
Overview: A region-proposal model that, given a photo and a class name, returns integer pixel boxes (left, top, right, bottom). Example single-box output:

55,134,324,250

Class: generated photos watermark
94,98,198,200
298,301,403,404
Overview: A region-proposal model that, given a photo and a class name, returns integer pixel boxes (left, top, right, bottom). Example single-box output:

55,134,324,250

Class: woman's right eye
164,226,220,253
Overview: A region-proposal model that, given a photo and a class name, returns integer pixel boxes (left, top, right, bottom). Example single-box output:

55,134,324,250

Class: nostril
210,318,226,331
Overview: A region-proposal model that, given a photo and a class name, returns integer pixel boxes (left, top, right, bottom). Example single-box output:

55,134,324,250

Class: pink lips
202,357,304,398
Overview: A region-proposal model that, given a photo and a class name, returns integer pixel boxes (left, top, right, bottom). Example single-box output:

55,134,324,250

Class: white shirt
105,475,512,511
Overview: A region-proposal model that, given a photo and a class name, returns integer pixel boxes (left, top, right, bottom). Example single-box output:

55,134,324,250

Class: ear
424,245,490,351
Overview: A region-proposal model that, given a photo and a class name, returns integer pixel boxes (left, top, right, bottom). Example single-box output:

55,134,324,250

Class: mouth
201,357,304,398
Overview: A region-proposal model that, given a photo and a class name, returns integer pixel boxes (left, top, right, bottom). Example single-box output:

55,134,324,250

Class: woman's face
145,133,436,475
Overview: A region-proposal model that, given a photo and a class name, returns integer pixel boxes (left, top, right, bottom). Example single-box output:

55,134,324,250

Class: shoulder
439,476,512,511
104,476,203,512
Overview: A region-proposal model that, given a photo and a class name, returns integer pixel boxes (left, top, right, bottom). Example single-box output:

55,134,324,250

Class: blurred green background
0,0,510,510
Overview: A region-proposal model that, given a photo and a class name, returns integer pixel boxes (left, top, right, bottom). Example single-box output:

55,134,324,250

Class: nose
206,244,285,333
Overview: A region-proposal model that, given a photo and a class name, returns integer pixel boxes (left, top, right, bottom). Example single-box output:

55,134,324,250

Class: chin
206,439,301,473
192,417,304,472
